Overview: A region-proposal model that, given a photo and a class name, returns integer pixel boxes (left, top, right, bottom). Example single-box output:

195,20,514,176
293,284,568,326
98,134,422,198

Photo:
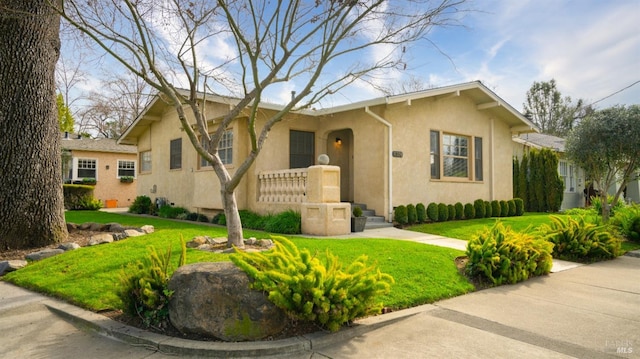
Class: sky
389,0,640,111
64,0,639,116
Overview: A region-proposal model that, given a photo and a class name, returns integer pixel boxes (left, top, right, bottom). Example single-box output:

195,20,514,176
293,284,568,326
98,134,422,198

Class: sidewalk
1,227,638,358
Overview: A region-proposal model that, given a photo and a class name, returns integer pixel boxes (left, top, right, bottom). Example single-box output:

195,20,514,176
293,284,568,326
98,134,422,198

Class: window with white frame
430,130,482,181
559,161,575,193
140,151,152,173
117,160,136,178
76,158,97,179
199,129,233,167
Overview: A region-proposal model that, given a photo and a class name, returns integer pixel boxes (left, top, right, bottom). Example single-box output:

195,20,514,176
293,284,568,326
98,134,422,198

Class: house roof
61,133,137,154
513,132,566,152
119,80,538,145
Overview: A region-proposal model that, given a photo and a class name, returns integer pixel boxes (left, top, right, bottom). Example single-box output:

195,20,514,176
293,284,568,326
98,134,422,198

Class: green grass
408,213,560,240
3,211,473,313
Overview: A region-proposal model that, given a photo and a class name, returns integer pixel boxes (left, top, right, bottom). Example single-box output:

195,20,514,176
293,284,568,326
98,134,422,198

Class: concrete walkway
1,227,638,358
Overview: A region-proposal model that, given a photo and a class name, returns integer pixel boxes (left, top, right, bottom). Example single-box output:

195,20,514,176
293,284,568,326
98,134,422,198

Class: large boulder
168,262,287,342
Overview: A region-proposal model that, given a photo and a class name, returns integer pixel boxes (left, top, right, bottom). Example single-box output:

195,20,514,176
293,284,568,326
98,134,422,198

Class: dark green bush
499,200,509,217
437,203,448,222
427,203,438,222
466,222,553,285
129,195,154,214
484,201,492,218
118,238,186,328
407,204,417,225
454,202,464,220
490,200,500,217
394,205,408,225
352,206,363,218
264,210,301,234
231,236,394,332
539,216,621,262
507,200,516,217
239,210,266,230
474,199,486,219
463,203,475,220
514,198,525,216
158,206,189,219
212,212,226,225
416,203,427,223
63,184,100,210
447,205,456,221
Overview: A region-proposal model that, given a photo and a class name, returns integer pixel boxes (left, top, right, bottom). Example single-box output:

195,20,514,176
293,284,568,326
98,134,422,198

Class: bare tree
52,0,468,247
1,0,68,250
78,72,153,138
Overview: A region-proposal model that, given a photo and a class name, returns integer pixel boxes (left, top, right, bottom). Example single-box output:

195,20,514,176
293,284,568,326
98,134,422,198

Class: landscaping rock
58,242,81,251
140,225,154,234
106,223,126,232
168,262,287,342
188,236,210,248
0,260,27,276
25,249,65,261
124,229,144,237
89,233,114,246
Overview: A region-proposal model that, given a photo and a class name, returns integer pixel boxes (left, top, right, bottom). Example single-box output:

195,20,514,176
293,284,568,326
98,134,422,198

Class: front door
327,129,353,202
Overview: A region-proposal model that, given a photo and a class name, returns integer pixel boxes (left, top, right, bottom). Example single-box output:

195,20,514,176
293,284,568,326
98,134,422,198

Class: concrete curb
43,297,427,357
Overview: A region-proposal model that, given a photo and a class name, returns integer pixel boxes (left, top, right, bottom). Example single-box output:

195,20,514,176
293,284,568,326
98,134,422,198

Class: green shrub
394,205,408,225
491,200,500,218
158,206,190,219
610,205,640,242
474,199,486,219
437,203,448,222
81,177,97,185
230,236,394,332
75,195,102,210
406,204,417,225
507,200,516,217
499,200,509,217
447,205,456,221
514,198,525,216
129,195,154,215
591,195,626,217
539,215,621,262
415,203,426,223
426,203,438,222
463,203,475,220
264,210,301,234
239,210,266,230
212,212,226,225
352,206,363,218
118,237,187,328
484,201,492,218
454,202,464,220
63,184,98,210
466,222,553,285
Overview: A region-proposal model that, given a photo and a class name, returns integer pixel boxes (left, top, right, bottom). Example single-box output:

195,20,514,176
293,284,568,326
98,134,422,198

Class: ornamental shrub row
394,198,525,226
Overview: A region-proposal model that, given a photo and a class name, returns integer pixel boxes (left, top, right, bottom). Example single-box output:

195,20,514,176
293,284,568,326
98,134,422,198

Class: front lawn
409,212,561,240
3,211,474,313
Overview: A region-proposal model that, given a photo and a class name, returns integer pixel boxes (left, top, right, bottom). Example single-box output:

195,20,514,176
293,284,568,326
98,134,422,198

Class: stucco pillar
301,165,350,236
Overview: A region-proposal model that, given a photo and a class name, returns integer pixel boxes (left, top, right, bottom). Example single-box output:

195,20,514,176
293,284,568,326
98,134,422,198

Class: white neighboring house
513,133,586,210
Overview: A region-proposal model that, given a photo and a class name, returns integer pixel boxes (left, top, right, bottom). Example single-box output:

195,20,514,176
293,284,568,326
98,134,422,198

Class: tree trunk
0,1,68,250
221,188,244,248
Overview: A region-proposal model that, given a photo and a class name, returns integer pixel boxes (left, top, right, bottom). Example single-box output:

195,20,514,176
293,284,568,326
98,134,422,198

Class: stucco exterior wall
70,150,138,208
130,88,527,220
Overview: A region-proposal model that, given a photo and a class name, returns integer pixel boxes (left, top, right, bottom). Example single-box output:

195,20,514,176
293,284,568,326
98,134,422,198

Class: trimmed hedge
484,201,492,218
437,203,448,222
454,202,464,220
474,199,486,219
416,203,427,223
427,203,438,222
463,203,475,220
407,204,417,225
394,205,408,225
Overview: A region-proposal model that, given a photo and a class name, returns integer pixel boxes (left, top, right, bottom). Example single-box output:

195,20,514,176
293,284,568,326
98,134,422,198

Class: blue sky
396,0,640,111
67,0,639,115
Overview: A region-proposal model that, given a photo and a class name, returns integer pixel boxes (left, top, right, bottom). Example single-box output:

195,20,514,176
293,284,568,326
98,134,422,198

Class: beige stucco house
62,133,138,208
118,81,537,222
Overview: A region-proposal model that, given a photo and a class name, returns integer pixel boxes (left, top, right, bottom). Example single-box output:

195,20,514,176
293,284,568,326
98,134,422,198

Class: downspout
490,118,495,200
364,106,393,222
